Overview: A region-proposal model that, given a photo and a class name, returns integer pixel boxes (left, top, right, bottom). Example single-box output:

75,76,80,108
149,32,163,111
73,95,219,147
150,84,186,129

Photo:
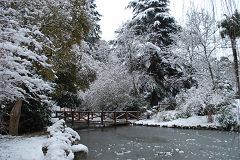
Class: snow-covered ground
135,100,240,129
135,115,221,128
0,135,47,160
0,119,88,160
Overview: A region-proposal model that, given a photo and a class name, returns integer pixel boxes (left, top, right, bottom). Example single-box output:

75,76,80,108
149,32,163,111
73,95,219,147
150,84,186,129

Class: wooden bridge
54,111,144,128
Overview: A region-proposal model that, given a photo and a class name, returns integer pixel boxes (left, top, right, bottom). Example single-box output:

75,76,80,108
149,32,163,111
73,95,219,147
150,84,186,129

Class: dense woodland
0,0,240,135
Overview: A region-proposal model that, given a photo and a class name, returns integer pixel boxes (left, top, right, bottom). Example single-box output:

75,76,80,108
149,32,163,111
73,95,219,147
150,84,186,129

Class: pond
78,126,240,160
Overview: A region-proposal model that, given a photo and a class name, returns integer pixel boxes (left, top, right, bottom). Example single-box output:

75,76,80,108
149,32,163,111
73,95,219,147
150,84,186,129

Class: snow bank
72,144,88,153
0,135,46,160
135,115,221,129
42,119,88,160
51,118,59,123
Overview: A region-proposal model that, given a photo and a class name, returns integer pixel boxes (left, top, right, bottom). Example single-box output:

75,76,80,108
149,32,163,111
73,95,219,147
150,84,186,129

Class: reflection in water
78,126,240,160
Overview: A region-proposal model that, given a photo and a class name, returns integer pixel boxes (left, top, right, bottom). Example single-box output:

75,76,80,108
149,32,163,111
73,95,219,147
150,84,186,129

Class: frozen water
79,126,240,160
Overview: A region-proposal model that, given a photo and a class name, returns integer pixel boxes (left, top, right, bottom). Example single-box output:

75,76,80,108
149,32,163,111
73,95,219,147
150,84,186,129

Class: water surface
79,126,240,160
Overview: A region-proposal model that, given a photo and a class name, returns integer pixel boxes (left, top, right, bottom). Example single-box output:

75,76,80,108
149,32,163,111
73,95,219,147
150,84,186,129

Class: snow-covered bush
43,119,88,160
176,78,234,118
20,100,51,133
152,110,179,122
80,50,136,111
216,105,237,129
176,87,211,117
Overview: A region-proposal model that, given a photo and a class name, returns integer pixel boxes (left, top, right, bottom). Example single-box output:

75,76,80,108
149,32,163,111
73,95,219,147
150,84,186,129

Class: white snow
0,120,88,160
135,115,220,128
179,150,184,154
43,119,87,160
154,20,161,26
72,144,88,153
0,135,47,160
51,118,59,123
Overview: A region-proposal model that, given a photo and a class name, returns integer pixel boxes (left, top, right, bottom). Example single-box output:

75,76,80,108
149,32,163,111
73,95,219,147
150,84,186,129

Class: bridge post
137,111,140,121
113,112,116,125
64,112,67,121
87,112,90,127
78,112,80,120
71,111,74,126
101,112,104,126
125,111,128,122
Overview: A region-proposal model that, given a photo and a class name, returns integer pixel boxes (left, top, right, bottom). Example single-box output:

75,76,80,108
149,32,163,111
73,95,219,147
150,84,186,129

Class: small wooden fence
54,111,143,127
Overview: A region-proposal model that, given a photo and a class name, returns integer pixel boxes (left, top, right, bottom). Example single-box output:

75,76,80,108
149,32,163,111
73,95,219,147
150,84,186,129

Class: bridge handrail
55,111,141,113
54,110,143,127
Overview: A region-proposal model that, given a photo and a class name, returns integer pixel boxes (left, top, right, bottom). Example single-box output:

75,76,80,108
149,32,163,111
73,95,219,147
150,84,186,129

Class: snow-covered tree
79,36,151,111
84,0,101,45
220,10,240,96
174,9,222,88
173,8,237,123
80,61,134,111
127,0,179,46
187,9,221,86
0,28,52,101
91,40,111,63
0,0,53,135
215,57,235,89
25,0,99,110
113,24,194,107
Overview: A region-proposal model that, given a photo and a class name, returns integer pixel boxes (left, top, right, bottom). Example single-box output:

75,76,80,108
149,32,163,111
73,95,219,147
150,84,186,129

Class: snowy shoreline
134,115,239,131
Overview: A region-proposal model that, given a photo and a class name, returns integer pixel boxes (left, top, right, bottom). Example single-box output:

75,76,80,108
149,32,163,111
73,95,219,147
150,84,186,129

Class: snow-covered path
0,135,47,160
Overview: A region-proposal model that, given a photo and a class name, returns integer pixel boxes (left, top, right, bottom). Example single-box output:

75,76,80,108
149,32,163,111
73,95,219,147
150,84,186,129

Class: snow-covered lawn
135,115,221,128
0,119,88,160
0,135,47,160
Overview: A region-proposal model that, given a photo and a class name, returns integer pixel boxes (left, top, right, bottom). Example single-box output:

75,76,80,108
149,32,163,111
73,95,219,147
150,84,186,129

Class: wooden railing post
87,112,90,127
64,112,67,121
101,112,104,126
125,111,128,122
137,111,140,121
114,112,116,125
71,111,74,126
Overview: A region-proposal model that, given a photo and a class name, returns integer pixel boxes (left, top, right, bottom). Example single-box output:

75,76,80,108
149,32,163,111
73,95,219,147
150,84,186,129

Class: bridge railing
55,111,143,127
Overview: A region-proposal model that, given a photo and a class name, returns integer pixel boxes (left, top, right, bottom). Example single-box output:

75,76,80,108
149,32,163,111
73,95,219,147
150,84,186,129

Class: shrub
216,105,237,130
19,99,51,133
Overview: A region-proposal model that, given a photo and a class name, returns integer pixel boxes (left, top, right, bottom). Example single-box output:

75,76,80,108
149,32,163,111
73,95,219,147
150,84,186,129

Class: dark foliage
19,99,51,133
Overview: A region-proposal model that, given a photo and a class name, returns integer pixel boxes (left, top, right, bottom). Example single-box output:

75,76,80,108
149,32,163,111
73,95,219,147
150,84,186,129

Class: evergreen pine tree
128,0,179,46
84,0,102,45
0,0,53,135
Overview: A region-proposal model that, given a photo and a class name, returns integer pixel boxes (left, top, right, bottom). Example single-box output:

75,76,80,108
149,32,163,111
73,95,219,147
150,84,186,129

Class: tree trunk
129,48,138,96
230,38,240,97
9,99,22,136
206,58,215,86
204,46,215,86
